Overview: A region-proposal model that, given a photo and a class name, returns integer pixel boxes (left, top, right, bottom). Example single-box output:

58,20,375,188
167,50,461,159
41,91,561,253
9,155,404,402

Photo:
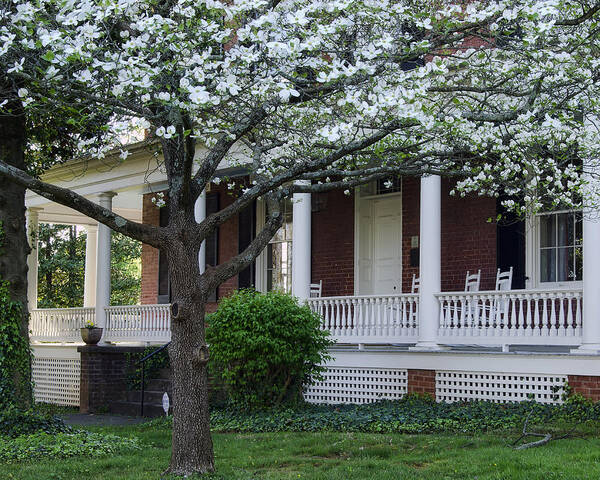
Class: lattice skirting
32,354,80,407
304,367,408,404
436,371,567,404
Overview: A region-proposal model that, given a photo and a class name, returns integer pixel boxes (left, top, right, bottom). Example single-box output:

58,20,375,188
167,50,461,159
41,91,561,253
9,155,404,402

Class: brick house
26,143,600,409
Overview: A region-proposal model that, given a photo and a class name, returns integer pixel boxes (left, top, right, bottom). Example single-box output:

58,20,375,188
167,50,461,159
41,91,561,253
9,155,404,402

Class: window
538,211,582,283
266,199,293,293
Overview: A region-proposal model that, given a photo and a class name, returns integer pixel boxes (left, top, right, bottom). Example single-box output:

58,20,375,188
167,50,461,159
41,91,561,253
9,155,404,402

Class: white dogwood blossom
1,0,599,237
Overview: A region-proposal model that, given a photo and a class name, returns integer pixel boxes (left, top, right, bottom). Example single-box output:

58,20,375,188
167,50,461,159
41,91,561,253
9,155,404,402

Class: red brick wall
213,184,239,303
407,369,436,397
568,375,600,402
401,177,497,293
441,179,497,291
311,190,355,297
402,177,420,293
140,193,160,304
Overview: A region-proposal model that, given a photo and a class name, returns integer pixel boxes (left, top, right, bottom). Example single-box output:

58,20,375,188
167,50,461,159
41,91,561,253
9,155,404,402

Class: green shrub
0,406,71,438
0,432,142,463
206,289,333,408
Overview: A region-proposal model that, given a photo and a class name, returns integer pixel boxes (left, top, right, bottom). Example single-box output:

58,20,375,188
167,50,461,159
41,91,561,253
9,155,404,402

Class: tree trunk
0,102,32,405
166,238,215,475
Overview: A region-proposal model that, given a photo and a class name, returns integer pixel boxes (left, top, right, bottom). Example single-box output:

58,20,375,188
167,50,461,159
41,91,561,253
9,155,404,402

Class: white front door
372,196,402,294
357,194,402,295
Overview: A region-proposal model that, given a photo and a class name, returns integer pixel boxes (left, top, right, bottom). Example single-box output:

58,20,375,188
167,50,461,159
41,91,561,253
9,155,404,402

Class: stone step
110,400,168,418
127,389,172,404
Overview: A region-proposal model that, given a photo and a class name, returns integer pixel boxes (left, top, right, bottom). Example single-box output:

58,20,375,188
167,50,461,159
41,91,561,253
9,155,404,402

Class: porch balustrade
307,294,420,344
30,307,95,342
30,305,171,344
29,288,585,347
436,288,583,345
104,304,171,343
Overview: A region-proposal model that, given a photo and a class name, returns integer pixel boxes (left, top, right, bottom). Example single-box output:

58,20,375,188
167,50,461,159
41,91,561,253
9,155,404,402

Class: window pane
556,213,572,247
575,246,583,281
575,212,583,246
540,249,555,282
557,247,571,281
268,241,292,292
540,215,556,247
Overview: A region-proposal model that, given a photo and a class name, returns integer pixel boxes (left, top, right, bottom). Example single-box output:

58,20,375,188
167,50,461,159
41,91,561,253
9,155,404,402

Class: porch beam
95,192,116,337
411,175,444,350
292,181,311,301
26,207,42,311
83,225,98,308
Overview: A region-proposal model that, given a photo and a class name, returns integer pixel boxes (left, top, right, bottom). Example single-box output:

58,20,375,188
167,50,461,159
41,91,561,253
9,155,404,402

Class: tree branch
203,196,283,290
557,3,600,25
0,160,163,248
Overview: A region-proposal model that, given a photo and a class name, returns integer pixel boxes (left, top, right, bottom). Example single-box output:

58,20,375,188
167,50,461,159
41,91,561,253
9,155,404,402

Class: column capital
84,224,99,233
97,191,117,200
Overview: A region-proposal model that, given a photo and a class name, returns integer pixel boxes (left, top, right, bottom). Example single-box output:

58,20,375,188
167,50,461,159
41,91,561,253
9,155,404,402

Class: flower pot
81,327,103,345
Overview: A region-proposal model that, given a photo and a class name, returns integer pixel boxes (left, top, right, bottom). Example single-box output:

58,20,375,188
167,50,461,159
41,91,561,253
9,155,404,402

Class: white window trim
525,209,583,290
254,197,293,293
255,198,267,293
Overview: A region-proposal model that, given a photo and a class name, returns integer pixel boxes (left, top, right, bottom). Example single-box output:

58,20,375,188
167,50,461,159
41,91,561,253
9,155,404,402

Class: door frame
354,187,403,296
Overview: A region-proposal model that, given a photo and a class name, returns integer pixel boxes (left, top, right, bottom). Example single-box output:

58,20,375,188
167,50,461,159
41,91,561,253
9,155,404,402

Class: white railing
104,304,171,343
436,288,583,345
30,307,95,342
307,294,419,344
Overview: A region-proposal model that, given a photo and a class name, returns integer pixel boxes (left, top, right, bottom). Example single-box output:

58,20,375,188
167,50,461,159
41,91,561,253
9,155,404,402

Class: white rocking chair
492,267,513,327
309,280,323,298
411,274,420,294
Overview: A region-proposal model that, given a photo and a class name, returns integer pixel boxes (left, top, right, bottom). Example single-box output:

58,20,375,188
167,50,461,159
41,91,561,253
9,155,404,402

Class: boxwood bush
206,289,333,408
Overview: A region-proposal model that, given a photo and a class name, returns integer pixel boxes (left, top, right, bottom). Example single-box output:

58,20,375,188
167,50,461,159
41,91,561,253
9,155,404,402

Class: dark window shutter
238,201,256,289
206,192,219,302
157,204,170,304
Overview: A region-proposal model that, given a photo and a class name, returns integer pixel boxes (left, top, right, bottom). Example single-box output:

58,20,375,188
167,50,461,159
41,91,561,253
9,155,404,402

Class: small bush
0,432,142,463
0,407,72,438
206,289,333,408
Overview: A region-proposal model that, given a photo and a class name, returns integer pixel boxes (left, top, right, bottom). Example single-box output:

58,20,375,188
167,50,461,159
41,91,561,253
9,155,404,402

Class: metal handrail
136,342,171,417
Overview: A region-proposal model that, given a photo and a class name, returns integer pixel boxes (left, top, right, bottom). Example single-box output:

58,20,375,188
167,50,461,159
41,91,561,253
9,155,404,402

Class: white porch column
411,175,443,350
26,207,42,312
195,190,206,275
292,182,311,301
95,192,116,333
575,166,600,353
83,225,98,308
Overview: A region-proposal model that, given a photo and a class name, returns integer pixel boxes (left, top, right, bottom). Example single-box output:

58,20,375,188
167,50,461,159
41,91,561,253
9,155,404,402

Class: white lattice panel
32,354,80,407
436,371,566,404
304,367,407,404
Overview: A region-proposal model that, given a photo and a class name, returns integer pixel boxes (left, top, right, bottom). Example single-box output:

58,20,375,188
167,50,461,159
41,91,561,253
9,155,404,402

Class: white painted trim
328,349,600,376
526,211,584,290
255,198,267,293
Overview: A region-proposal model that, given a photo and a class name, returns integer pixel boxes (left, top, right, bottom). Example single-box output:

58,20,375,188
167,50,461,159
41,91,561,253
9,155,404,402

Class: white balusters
436,288,583,346
104,304,171,343
307,294,420,344
29,307,96,342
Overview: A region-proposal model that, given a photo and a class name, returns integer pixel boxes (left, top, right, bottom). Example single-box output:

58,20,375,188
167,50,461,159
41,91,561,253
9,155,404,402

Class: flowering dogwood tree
1,0,600,474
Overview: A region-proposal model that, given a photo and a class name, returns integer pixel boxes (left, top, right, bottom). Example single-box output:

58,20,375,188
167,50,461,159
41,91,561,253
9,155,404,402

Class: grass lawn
3,423,600,480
